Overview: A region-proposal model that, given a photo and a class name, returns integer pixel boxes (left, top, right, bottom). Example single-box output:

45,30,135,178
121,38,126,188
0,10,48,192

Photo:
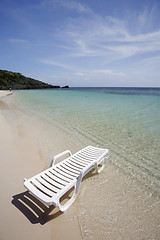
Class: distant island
0,70,60,90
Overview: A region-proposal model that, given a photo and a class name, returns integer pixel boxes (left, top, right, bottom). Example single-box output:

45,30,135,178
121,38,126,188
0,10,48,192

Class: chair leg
58,173,83,212
95,157,107,173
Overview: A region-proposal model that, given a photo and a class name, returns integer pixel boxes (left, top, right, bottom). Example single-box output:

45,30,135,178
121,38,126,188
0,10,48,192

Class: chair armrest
50,150,72,167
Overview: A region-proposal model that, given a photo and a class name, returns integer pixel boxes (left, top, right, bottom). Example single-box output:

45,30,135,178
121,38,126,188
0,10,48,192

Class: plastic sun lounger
24,146,109,212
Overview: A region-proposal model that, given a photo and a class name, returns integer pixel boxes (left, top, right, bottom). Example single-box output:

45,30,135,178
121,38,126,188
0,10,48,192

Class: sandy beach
0,93,82,240
0,91,160,240
0,90,13,98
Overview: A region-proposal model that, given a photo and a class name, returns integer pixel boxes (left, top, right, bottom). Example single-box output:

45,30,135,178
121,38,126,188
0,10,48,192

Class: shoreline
0,92,160,240
0,96,82,240
0,90,13,98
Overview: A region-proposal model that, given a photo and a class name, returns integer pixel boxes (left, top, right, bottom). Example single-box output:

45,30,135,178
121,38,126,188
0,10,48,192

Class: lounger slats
57,165,78,178
37,175,62,192
24,146,109,210
68,159,87,169
65,160,83,171
78,152,96,160
25,181,52,204
62,163,81,175
75,158,93,168
44,172,67,187
66,159,84,168
86,148,106,155
63,162,82,173
80,157,93,164
55,166,75,180
36,176,59,193
74,154,93,162
70,157,88,166
31,178,55,197
84,149,107,160
78,148,97,155
77,150,99,159
85,146,103,152
49,169,72,183
79,151,98,159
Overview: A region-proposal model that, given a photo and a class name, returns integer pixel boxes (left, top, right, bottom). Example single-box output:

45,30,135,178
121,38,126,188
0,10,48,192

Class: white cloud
55,9,160,61
136,4,158,33
41,0,91,13
74,69,126,79
138,7,148,30
40,59,73,70
60,1,90,13
93,69,126,77
39,1,160,86
139,55,160,67
75,72,84,76
105,30,160,59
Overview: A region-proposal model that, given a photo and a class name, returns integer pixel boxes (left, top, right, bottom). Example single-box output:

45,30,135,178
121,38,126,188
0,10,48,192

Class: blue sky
0,0,160,87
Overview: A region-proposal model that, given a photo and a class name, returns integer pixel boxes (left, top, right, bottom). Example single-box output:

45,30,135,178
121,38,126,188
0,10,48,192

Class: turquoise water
9,88,160,198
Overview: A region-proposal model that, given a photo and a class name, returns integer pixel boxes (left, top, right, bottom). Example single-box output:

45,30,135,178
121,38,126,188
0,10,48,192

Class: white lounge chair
24,146,109,212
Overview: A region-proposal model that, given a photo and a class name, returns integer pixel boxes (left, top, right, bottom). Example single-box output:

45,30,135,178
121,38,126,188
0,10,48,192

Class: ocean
5,87,160,239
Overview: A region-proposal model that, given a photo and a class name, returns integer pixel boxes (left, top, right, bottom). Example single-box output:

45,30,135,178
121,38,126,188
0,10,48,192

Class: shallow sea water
5,88,160,239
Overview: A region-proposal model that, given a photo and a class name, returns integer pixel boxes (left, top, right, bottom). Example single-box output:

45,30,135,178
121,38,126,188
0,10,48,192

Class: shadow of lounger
12,169,99,224
12,191,62,225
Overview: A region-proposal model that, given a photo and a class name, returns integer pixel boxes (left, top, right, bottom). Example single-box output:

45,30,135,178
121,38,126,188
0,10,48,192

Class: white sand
0,90,12,98
0,98,82,240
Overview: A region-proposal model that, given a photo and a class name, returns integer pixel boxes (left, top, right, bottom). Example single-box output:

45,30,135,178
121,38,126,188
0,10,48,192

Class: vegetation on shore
0,70,60,90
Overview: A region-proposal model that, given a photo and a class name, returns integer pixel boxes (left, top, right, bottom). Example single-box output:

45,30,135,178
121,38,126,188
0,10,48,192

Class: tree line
0,70,60,90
